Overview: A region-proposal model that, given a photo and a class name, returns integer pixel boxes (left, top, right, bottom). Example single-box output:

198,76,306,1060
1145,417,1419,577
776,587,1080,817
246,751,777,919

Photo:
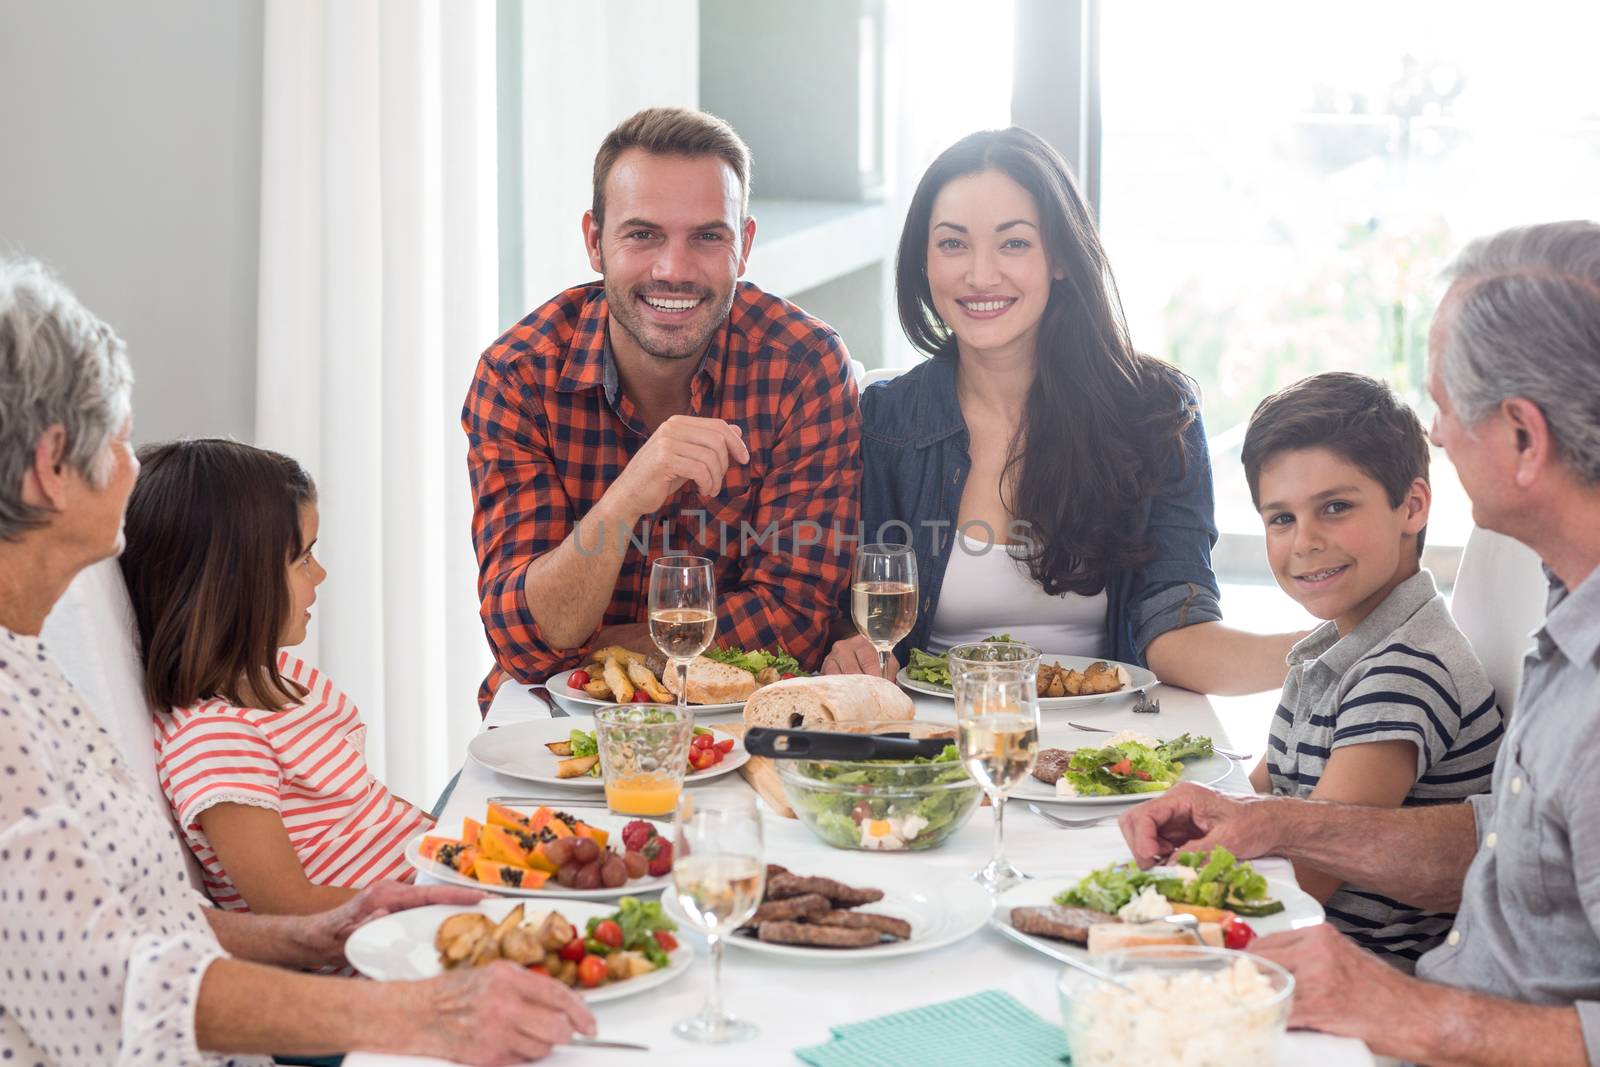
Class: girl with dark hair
822,128,1301,692
122,438,432,915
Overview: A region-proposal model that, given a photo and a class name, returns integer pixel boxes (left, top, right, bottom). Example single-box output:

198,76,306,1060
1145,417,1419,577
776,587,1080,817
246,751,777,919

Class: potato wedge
626,659,673,702
583,678,613,699
602,656,634,702
556,754,599,779
545,740,573,756
589,645,646,666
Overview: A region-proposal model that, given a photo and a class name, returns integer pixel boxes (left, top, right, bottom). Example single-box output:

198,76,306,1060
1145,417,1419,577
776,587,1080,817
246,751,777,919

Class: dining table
344,678,1379,1067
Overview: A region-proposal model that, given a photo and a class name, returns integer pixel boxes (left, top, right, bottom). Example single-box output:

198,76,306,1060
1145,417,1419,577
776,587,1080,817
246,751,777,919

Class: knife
742,727,951,761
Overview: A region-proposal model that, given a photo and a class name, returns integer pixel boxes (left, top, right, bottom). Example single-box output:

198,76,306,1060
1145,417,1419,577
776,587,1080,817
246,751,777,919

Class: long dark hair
896,128,1197,596
119,438,317,710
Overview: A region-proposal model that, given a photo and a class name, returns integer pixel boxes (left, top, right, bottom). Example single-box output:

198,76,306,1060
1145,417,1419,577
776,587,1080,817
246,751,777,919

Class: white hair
0,258,134,539
1440,220,1600,483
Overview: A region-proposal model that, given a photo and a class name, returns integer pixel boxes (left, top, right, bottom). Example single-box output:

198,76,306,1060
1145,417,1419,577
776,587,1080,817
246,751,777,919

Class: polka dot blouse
0,627,269,1066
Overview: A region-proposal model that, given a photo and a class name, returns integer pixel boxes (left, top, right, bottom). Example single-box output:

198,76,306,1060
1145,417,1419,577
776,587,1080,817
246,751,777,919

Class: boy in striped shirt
1240,372,1503,970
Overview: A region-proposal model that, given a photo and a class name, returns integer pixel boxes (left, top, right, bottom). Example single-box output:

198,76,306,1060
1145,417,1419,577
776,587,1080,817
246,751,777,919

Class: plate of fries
541,645,747,717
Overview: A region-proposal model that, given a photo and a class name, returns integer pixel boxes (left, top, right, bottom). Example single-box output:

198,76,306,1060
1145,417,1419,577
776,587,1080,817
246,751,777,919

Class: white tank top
926,533,1109,656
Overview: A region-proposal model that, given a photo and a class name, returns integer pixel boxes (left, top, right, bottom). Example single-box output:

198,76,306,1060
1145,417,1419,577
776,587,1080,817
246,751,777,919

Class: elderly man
462,107,860,712
1120,220,1600,1066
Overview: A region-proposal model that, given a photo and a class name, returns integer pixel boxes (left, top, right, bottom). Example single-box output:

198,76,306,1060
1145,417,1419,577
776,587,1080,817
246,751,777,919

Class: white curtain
255,0,496,802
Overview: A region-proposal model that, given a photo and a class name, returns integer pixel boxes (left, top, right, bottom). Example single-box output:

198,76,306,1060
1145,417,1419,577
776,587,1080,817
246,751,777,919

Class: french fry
602,656,634,702
626,659,673,702
583,678,613,699
589,645,646,666
556,755,599,779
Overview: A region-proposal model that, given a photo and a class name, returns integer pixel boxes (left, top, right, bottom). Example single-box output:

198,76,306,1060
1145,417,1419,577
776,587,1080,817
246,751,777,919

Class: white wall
0,0,263,446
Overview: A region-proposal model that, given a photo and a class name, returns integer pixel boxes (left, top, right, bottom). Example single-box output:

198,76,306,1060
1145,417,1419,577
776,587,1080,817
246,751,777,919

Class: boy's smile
1257,446,1430,634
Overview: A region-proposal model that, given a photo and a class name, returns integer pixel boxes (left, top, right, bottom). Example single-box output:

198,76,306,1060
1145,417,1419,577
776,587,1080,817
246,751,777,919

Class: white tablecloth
346,682,1376,1067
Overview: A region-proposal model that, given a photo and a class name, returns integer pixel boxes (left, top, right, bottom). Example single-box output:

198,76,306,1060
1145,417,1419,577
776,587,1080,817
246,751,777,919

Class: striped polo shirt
1269,568,1503,968
153,653,431,910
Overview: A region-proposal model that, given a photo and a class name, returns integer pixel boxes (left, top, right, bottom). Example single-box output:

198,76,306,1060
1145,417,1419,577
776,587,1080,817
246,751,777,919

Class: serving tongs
743,727,951,761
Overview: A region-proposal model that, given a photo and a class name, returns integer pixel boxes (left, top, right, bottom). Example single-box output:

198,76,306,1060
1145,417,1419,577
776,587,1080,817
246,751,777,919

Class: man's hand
1251,925,1419,1048
609,415,749,516
821,634,899,679
1117,782,1283,868
306,881,487,968
404,961,597,1064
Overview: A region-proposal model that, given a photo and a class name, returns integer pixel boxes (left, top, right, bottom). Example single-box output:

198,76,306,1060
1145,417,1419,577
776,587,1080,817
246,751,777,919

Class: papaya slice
574,821,609,849
473,858,550,890
478,824,532,868
526,805,558,833
461,817,483,846
487,803,531,831
449,845,480,876
418,835,462,862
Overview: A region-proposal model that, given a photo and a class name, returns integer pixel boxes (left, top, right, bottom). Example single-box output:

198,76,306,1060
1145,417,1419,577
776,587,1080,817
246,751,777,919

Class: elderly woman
0,259,594,1066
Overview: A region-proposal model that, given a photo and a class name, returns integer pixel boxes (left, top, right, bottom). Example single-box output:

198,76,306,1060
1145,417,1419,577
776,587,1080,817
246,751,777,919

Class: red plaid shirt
463,281,861,712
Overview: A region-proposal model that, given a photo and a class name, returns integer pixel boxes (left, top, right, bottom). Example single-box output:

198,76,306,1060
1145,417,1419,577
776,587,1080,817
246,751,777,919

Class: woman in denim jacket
822,129,1300,693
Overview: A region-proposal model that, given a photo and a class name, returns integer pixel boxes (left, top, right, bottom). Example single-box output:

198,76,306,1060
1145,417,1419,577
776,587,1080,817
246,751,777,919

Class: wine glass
950,641,1041,893
649,555,716,711
671,795,765,1044
850,543,918,678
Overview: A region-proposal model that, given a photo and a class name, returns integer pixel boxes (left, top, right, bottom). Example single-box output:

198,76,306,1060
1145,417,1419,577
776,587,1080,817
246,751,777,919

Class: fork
1063,721,1251,762
1025,803,1119,829
1131,688,1161,714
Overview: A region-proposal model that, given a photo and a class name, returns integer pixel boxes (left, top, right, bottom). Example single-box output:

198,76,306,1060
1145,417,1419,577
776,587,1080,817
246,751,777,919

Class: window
1097,0,1600,570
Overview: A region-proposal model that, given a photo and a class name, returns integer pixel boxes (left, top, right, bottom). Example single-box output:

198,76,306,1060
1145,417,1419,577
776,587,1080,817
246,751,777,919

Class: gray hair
1439,220,1600,483
0,258,134,539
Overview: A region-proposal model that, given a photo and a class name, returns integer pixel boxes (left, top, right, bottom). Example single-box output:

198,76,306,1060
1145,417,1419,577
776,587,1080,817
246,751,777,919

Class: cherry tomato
1109,759,1133,777
692,733,714,750
850,799,873,824
577,954,608,988
558,937,586,962
568,669,590,688
593,919,624,949
630,690,651,702
689,748,714,770
653,930,679,952
714,738,735,755
1224,919,1256,950
781,672,797,679
526,964,549,976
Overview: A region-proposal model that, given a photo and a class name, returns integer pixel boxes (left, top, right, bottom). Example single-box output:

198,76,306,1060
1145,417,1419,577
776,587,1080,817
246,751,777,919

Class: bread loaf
742,675,914,730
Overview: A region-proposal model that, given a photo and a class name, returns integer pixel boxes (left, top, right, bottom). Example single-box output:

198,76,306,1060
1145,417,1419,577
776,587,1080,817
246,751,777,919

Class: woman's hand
821,634,899,679
403,961,597,1064
305,881,487,968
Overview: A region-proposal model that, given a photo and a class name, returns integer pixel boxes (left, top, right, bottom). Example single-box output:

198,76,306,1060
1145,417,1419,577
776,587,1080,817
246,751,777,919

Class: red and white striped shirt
153,653,432,911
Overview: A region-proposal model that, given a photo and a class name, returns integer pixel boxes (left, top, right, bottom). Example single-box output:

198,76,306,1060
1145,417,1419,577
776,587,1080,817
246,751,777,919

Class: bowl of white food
1056,946,1294,1067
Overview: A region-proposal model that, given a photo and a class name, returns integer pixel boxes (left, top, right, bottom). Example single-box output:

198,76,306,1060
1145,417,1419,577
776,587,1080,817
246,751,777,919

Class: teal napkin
794,989,1069,1067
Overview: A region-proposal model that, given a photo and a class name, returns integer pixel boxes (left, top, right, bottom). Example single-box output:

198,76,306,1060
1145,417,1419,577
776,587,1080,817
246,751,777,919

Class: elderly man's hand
309,881,487,968
1117,782,1283,868
1251,924,1419,1047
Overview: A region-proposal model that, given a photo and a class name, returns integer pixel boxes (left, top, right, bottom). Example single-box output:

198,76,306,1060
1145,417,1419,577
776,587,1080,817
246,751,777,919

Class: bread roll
661,656,760,705
742,675,914,730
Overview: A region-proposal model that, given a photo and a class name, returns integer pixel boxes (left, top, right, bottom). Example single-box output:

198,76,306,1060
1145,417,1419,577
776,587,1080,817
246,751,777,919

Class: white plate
542,672,745,718
991,869,1323,962
897,653,1159,711
1014,747,1234,807
345,898,692,1004
405,816,672,900
467,718,749,789
662,876,994,961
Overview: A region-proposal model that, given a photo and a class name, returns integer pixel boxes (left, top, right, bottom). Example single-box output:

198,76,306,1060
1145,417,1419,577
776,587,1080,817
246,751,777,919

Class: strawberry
643,835,674,877
620,819,657,852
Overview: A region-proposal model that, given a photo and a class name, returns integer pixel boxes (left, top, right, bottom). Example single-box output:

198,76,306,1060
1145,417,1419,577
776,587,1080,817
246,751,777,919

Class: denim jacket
859,354,1222,667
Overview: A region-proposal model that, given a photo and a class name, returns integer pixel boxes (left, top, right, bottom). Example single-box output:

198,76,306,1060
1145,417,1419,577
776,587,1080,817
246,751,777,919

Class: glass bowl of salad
1057,946,1294,1067
776,740,982,851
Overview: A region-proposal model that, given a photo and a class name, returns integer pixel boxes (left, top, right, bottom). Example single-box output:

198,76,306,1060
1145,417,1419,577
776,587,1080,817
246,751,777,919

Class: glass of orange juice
594,704,695,816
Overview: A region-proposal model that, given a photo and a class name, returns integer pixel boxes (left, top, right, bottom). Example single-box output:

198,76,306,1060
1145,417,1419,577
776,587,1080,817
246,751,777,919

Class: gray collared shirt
1271,569,1502,967
1416,564,1600,1063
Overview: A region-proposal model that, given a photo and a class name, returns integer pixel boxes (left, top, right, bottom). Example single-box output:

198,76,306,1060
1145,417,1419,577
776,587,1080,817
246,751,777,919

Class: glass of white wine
671,794,765,1044
851,543,918,678
649,555,716,712
950,641,1041,893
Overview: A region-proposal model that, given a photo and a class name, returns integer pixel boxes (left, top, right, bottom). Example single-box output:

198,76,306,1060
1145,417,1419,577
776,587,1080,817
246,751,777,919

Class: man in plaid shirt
463,107,861,712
